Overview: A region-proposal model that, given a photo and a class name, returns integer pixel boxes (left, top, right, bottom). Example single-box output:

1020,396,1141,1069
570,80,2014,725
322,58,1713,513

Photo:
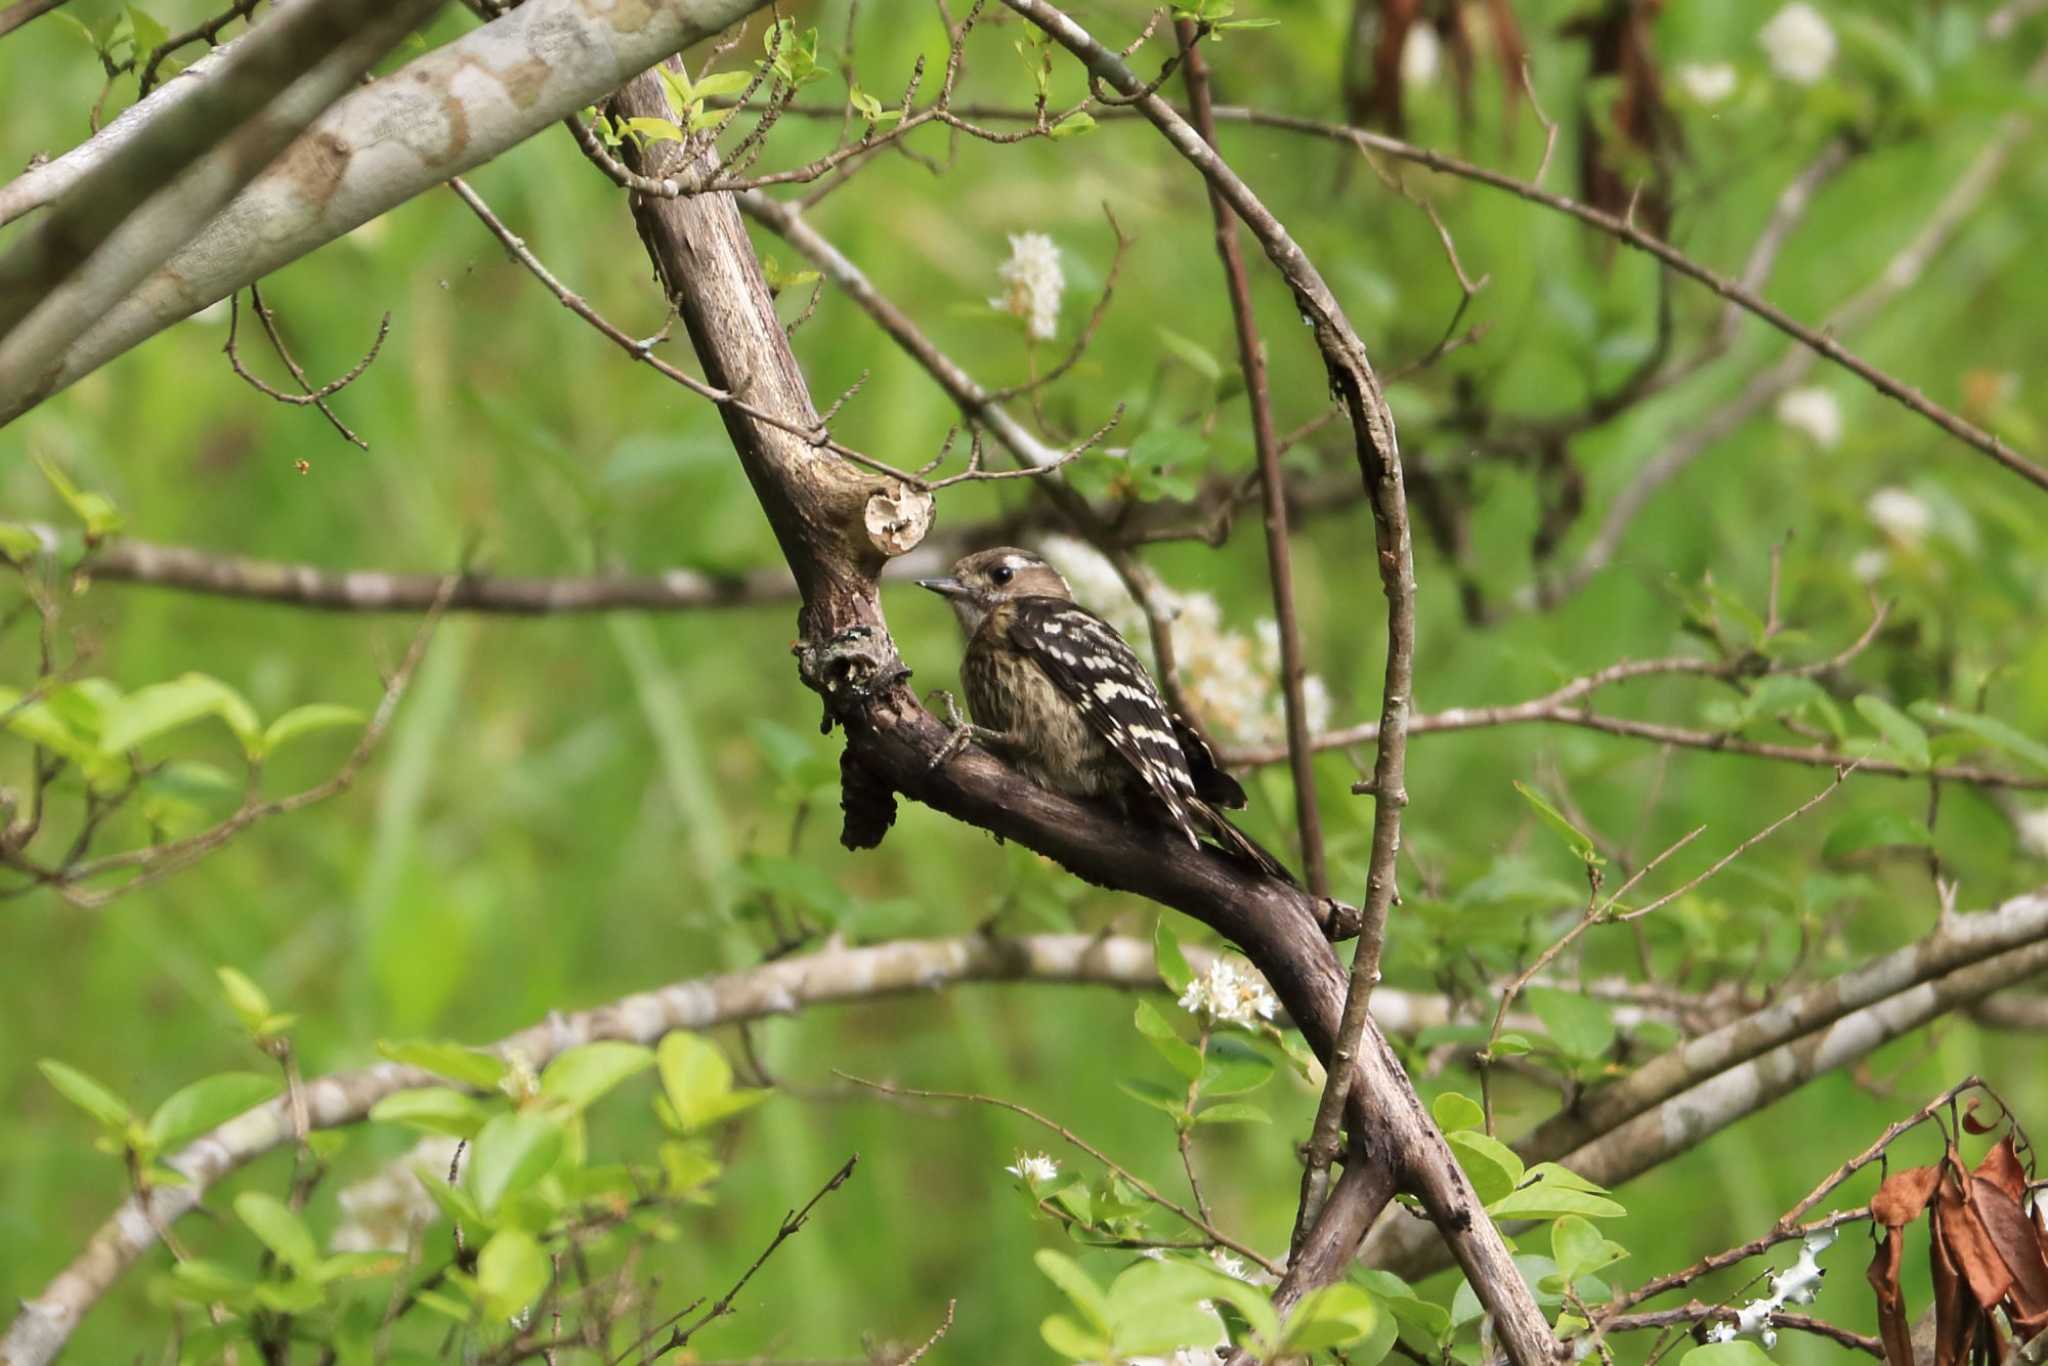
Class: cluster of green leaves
1168,0,1279,36
40,961,773,1359
47,3,176,80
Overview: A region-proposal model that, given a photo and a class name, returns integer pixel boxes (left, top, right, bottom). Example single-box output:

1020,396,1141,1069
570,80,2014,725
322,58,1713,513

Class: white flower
1038,535,1137,624
1006,1152,1060,1184
2016,806,2048,861
331,1136,462,1253
1866,487,1932,543
990,232,1064,341
1851,549,1889,584
1760,3,1836,85
1775,386,1842,448
1177,958,1279,1029
1400,24,1440,86
1676,61,1738,104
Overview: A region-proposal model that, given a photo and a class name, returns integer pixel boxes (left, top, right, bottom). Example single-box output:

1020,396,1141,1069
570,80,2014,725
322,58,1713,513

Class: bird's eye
991,565,1014,586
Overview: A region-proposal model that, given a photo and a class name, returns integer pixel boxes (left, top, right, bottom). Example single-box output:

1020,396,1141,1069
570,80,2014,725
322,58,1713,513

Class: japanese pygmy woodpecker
920,547,1294,883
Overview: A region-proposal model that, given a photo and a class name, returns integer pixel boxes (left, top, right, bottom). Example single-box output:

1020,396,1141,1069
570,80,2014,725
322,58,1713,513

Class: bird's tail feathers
1196,802,1298,885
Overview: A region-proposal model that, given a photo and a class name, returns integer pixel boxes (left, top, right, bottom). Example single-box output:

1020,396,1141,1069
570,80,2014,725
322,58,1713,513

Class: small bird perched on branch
920,547,1295,883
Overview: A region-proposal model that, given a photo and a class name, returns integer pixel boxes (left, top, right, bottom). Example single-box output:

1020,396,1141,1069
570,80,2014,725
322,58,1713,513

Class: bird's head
919,546,1073,634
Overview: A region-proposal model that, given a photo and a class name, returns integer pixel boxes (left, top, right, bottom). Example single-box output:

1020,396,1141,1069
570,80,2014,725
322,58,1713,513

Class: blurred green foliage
5,0,2048,1360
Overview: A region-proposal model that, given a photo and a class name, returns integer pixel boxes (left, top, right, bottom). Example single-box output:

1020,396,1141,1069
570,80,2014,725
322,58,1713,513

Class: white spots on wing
1093,678,1149,703
1042,620,1064,635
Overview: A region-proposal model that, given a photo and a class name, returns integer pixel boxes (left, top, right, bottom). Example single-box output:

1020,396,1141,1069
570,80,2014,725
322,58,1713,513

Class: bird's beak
918,576,970,599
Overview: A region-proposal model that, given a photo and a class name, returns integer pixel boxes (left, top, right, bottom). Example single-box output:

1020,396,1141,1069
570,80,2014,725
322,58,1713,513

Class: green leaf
1446,1129,1525,1205
0,521,45,561
217,966,273,1034
167,1258,259,1304
657,1032,768,1133
1118,1077,1189,1118
377,1040,510,1092
1107,1258,1237,1356
624,115,685,143
235,1191,319,1273
1199,1037,1274,1097
1431,1091,1484,1133
1134,1000,1204,1081
659,1138,722,1194
1154,917,1195,995
1192,1101,1270,1124
369,1087,491,1139
1524,987,1615,1061
1049,110,1097,138
1489,1174,1625,1222
1281,1282,1383,1352
1155,327,1223,383
1035,1249,1111,1335
1549,1214,1627,1283
694,70,754,99
1910,702,2048,773
1040,1314,1113,1361
34,455,123,539
125,5,166,57
260,704,365,758
538,1041,653,1114
146,1072,280,1150
255,1277,326,1313
1822,809,1934,860
39,1059,135,1131
1854,695,1931,771
476,1229,550,1319
467,1112,564,1216
101,673,261,756
1680,1344,1778,1365
1512,781,1603,865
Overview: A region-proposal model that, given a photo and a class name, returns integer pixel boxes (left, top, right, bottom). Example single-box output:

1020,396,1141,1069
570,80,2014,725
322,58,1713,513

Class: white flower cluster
1036,536,1333,747
1006,1152,1061,1184
1704,1227,1837,1350
991,232,1064,341
1760,3,1836,86
1775,387,1842,449
1866,487,1932,543
1177,957,1279,1029
331,1136,463,1253
1676,62,1738,105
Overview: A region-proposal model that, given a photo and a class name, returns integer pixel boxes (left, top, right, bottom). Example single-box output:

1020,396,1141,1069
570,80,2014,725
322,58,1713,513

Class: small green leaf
1910,702,2048,773
1446,1130,1524,1206
377,1040,510,1092
1040,1314,1113,1361
538,1041,653,1114
1134,1000,1204,1080
217,966,273,1034
476,1229,550,1319
1550,1214,1627,1282
1119,1077,1189,1118
657,1032,768,1133
1199,1037,1274,1097
1035,1249,1111,1335
624,115,685,143
1489,1175,1625,1222
1823,809,1934,860
694,70,754,99
125,5,167,58
1513,781,1603,865
1049,110,1097,138
1192,1101,1270,1125
314,1250,403,1284
1154,327,1223,383
259,704,365,758
254,1277,326,1313
101,673,261,757
1854,695,1931,771
0,522,45,562
34,455,123,540
146,1072,280,1150
369,1087,491,1139
1281,1282,1383,1352
235,1191,319,1273
1525,987,1615,1061
39,1059,135,1131
467,1112,564,1216
1154,917,1195,995
1431,1091,1484,1133
1107,1258,1242,1355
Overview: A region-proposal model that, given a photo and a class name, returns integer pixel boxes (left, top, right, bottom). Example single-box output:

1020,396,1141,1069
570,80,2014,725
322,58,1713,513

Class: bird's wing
1005,597,1203,846
1173,714,1247,809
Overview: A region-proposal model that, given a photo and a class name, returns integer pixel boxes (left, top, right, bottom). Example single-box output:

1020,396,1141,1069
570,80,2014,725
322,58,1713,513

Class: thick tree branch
0,0,787,422
0,0,439,418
